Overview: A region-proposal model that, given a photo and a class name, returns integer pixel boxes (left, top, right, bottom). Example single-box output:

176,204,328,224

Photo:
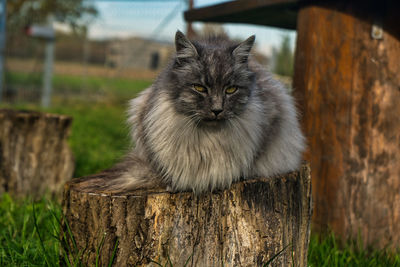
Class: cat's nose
211,109,223,117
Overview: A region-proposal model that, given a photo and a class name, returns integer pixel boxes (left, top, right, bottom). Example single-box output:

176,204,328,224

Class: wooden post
186,0,196,39
293,2,400,249
0,109,74,197
61,165,312,266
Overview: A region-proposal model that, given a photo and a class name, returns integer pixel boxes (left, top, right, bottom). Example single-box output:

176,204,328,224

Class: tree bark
0,109,74,197
61,164,312,267
293,2,400,248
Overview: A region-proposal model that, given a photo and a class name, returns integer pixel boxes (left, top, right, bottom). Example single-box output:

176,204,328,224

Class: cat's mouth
200,117,227,127
202,116,226,122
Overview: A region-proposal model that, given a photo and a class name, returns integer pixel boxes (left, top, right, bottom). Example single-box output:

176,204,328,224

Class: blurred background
0,0,295,177
1,1,400,266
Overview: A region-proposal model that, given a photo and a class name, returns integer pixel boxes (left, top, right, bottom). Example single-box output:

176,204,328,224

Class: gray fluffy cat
105,31,305,194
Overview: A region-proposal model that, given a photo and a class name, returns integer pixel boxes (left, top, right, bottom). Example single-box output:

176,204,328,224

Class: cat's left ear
232,35,255,63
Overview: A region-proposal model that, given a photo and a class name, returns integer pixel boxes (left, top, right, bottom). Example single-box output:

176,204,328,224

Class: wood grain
293,2,400,249
61,164,312,267
0,109,74,197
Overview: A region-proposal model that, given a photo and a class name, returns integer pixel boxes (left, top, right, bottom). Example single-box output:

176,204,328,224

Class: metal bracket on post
371,20,383,40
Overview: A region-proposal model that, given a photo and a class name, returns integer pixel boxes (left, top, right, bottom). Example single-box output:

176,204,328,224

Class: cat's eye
193,84,207,93
225,86,238,94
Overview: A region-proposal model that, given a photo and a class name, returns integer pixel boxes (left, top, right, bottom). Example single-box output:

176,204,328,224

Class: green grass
46,104,130,178
5,71,151,95
308,232,400,267
5,71,152,104
0,194,60,266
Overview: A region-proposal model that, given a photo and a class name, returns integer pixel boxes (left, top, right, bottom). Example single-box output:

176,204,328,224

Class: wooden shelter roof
184,0,302,30
185,0,399,35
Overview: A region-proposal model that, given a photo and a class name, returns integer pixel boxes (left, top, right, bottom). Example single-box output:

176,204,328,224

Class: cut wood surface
0,109,74,197
61,164,312,267
293,2,400,249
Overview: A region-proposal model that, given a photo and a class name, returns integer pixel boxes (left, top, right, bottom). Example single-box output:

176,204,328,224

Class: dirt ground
6,58,159,80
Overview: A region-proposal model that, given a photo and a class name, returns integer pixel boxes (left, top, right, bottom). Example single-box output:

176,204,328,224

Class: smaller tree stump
0,109,74,197
61,164,312,267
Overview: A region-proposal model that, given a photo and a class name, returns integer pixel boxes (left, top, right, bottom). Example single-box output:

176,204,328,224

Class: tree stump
0,109,74,197
61,164,312,267
293,2,400,249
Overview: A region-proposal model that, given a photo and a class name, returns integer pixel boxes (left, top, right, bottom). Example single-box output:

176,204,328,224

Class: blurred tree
7,0,97,34
5,0,98,65
272,34,294,77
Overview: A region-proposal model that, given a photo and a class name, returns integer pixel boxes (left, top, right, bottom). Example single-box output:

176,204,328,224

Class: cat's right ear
175,30,198,61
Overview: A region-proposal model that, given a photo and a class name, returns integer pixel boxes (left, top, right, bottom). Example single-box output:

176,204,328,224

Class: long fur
106,32,305,194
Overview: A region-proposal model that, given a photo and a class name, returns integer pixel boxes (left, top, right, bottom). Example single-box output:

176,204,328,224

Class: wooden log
0,109,74,197
61,164,312,267
293,2,400,248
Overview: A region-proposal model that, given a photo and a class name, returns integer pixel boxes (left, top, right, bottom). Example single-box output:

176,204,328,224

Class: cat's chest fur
133,91,265,193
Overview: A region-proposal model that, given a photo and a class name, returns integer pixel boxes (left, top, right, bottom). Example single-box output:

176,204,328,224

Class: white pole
41,15,54,107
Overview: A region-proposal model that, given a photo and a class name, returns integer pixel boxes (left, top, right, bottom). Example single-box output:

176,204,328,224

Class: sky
87,0,296,56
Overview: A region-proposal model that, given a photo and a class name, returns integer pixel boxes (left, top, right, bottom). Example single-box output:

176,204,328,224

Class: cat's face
167,31,256,126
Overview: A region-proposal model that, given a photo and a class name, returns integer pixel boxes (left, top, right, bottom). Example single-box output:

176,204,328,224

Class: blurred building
106,37,174,71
